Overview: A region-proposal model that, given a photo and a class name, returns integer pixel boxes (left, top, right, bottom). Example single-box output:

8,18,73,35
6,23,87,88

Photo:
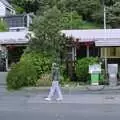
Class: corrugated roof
0,31,29,44
0,0,13,9
95,39,120,46
61,29,120,42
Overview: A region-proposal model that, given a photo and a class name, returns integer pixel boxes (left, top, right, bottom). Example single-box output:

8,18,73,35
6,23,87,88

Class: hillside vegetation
10,0,120,28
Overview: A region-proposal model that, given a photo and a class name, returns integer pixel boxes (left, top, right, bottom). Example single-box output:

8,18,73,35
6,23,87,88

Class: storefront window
101,47,120,58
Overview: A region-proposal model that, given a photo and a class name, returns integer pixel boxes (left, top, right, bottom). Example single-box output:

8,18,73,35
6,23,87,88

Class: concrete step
0,72,7,85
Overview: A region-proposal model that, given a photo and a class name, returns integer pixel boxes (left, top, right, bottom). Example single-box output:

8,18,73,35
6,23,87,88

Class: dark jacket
52,67,60,81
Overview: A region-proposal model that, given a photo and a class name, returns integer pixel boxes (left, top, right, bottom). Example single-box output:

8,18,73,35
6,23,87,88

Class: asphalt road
0,104,120,120
0,85,119,120
0,72,120,120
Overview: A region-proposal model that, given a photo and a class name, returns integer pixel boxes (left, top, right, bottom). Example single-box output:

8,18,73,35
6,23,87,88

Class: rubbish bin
91,73,99,85
89,64,101,86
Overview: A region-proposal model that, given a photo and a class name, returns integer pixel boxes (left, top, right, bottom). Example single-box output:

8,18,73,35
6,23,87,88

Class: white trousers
48,81,63,99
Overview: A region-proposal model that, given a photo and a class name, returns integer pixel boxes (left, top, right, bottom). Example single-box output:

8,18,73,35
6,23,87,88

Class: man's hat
52,63,59,69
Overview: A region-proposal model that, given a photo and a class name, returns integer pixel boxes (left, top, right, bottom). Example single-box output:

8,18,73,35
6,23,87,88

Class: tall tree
61,11,100,29
57,0,101,21
29,7,67,63
100,0,116,6
10,0,120,28
28,6,99,63
11,0,40,13
107,2,120,28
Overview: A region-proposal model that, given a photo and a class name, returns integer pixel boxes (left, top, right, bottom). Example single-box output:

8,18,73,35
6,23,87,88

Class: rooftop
0,31,29,44
61,29,120,42
0,0,13,9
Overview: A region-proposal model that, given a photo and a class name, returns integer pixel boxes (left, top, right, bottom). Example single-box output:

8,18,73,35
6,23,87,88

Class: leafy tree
29,6,100,64
12,4,25,14
10,0,120,28
29,7,67,63
100,0,116,6
11,0,60,14
107,2,120,28
57,0,101,21
61,11,100,29
11,0,40,13
76,0,101,21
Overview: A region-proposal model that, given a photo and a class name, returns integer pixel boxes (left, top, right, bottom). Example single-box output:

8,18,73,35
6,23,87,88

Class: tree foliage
107,2,120,28
11,0,40,13
76,57,98,83
61,11,100,29
7,51,53,89
29,7,67,63
29,7,98,63
11,0,120,28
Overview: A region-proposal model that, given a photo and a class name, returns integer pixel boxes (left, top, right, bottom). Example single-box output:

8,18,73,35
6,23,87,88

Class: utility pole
103,1,108,76
70,7,73,29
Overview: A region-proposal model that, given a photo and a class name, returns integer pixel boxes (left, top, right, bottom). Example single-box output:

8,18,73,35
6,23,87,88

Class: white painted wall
5,7,15,16
0,1,6,17
0,1,16,17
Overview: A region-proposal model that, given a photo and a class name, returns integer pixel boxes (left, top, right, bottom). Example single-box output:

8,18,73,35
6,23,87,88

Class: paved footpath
0,72,7,85
23,86,120,104
28,94,120,104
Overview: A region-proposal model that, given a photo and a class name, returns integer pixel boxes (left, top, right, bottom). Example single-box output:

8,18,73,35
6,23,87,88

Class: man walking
45,63,63,101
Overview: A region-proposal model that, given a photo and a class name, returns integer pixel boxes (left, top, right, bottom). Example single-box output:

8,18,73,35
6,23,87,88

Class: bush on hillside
75,57,99,83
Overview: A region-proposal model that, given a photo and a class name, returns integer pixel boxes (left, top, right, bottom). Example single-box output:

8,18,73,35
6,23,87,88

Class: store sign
89,64,101,74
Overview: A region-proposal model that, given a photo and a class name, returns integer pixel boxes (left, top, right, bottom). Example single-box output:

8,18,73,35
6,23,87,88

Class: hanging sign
89,64,101,74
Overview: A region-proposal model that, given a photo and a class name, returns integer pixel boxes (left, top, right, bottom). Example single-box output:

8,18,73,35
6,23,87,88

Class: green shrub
60,77,70,86
21,52,52,78
99,69,108,85
7,51,52,89
7,60,37,90
75,57,98,83
36,73,51,86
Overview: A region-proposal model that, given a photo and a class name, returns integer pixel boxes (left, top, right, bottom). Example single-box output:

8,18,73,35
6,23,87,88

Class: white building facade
0,0,33,71
0,0,15,17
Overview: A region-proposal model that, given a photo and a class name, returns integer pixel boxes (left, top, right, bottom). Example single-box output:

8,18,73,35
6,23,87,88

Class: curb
22,86,87,91
22,85,120,92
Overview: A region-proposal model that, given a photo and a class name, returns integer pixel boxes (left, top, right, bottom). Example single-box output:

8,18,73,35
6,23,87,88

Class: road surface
0,72,120,120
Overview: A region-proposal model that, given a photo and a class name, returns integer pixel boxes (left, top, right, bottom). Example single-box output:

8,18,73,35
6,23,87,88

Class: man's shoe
45,98,51,101
56,98,63,101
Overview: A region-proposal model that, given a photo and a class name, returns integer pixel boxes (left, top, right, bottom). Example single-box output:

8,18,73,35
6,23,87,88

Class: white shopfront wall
0,31,29,71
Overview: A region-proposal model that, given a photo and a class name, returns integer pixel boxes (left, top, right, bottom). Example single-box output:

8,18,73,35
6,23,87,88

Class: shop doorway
7,45,26,69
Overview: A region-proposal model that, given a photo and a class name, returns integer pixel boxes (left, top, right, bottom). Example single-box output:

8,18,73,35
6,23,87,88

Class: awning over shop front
0,31,29,44
95,39,120,46
61,29,120,45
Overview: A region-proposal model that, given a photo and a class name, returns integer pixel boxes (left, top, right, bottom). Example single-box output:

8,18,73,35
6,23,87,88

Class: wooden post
86,45,90,57
4,47,8,71
6,50,8,71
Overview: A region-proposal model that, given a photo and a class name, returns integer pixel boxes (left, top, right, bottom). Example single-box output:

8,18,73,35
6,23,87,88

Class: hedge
7,52,52,90
75,57,99,83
